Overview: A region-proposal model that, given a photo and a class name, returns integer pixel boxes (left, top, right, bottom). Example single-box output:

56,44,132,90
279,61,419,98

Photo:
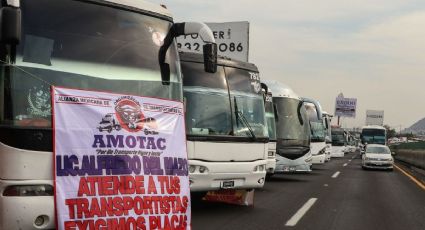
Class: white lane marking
285,198,318,226
332,171,340,178
348,160,352,162
343,163,348,167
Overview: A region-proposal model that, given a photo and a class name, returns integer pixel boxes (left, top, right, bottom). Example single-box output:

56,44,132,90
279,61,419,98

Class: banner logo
115,96,145,132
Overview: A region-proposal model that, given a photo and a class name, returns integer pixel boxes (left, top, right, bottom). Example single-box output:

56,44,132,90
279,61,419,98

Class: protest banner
53,87,190,230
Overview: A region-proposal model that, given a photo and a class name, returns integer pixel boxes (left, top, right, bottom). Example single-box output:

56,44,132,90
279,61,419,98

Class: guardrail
393,149,425,170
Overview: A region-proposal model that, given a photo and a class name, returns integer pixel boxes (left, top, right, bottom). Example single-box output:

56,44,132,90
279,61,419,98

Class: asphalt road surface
191,152,425,230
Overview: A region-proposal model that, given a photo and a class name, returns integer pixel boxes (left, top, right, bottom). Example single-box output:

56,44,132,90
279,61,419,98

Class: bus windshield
183,62,267,139
361,129,386,145
305,102,325,142
324,115,332,143
265,96,277,141
183,63,232,136
331,129,345,146
310,122,326,142
273,97,310,148
227,67,267,138
0,0,180,150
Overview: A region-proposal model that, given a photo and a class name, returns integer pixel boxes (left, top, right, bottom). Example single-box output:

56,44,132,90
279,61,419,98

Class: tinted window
226,67,267,138
182,63,232,136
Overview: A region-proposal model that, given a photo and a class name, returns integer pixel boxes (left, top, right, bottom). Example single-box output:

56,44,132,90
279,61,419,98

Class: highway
191,152,425,230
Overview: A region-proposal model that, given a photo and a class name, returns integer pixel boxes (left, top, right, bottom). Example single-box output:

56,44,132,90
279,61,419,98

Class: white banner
53,87,190,229
177,21,249,62
366,110,384,126
335,97,357,118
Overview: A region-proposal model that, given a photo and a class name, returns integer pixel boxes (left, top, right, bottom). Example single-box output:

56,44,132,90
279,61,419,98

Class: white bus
303,98,327,165
331,127,346,157
322,112,333,161
261,83,277,175
262,80,312,173
0,1,217,229
361,125,387,146
180,52,268,192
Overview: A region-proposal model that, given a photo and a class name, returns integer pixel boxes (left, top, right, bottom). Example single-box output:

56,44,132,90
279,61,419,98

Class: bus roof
261,80,301,100
104,0,172,18
361,125,386,130
5,1,173,18
179,52,259,73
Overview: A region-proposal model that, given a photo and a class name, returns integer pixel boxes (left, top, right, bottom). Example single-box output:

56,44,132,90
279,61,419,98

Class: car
361,144,394,171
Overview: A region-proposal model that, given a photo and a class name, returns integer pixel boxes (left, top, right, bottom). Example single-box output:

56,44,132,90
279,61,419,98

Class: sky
151,0,425,130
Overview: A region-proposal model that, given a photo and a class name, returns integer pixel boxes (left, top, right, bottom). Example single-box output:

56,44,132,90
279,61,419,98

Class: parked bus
0,1,217,229
262,80,312,173
322,112,333,161
180,52,268,192
331,126,346,157
262,83,277,175
303,98,327,165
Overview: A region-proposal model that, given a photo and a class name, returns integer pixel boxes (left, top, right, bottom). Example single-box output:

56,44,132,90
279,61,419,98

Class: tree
383,125,397,138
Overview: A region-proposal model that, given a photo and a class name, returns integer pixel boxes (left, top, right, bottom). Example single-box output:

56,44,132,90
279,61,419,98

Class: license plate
284,167,296,172
221,180,235,188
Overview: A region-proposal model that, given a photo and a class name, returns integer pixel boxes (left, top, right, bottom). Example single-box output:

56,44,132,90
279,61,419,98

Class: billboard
177,21,249,62
53,87,190,229
366,110,384,126
335,97,357,118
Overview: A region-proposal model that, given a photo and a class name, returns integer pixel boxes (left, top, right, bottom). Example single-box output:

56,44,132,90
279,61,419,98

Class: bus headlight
3,185,54,196
268,151,275,157
189,165,196,173
259,165,265,171
305,156,312,162
199,166,208,173
254,165,266,172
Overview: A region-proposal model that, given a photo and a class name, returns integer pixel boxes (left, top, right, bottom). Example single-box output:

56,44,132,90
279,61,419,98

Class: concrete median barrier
394,149,425,170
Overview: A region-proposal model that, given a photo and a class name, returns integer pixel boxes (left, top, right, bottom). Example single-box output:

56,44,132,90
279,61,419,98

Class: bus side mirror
203,43,217,73
160,62,170,84
0,7,21,44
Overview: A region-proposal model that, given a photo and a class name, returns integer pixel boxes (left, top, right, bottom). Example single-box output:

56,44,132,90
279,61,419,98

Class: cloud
150,0,425,128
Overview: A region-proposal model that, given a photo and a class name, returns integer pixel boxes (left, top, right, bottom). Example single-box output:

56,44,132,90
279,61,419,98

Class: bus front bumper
266,158,276,174
188,159,267,192
0,179,55,230
312,153,326,164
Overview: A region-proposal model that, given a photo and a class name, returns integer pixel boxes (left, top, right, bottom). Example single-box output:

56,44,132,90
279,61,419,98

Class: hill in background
404,117,425,134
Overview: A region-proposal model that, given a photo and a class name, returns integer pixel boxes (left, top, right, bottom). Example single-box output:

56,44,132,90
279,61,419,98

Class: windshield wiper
234,96,256,139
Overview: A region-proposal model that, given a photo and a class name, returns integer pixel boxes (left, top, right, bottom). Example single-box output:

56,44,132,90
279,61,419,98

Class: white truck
303,98,327,165
180,52,268,192
0,1,217,229
262,80,312,173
